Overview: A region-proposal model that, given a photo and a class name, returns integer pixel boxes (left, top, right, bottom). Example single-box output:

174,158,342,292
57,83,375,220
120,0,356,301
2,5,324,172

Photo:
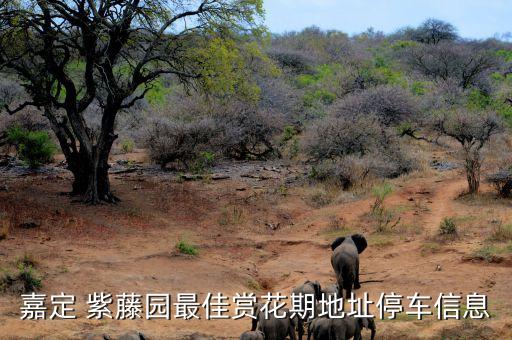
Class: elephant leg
336,272,344,298
298,318,304,340
289,321,297,340
251,316,258,331
354,261,361,290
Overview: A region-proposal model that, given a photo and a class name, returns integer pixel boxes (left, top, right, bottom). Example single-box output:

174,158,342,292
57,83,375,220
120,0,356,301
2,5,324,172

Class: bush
176,239,199,256
304,115,382,161
331,85,419,126
6,126,56,168
145,118,216,169
0,264,42,294
489,222,512,242
120,138,135,154
487,169,512,197
310,157,372,189
305,114,418,186
439,218,457,235
215,106,282,160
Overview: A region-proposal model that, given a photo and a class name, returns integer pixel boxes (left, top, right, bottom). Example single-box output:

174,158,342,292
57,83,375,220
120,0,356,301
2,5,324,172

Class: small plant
420,242,441,256
191,151,216,174
0,264,42,294
176,239,199,256
247,277,262,291
371,182,393,214
6,126,57,168
470,245,501,263
120,138,135,153
277,184,287,196
218,205,245,226
489,221,512,242
16,253,38,269
439,218,457,235
308,189,332,208
326,215,346,232
371,183,400,232
280,125,298,144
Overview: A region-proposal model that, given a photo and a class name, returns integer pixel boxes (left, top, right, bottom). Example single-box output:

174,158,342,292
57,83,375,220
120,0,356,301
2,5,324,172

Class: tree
433,110,503,194
0,0,263,203
413,18,458,44
406,41,498,89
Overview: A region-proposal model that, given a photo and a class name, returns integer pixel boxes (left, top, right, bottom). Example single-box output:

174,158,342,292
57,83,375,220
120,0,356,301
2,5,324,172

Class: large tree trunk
465,153,481,194
45,108,118,204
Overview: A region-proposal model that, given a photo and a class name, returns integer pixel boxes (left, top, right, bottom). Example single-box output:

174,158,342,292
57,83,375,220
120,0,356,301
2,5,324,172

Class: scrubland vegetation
1,1,512,339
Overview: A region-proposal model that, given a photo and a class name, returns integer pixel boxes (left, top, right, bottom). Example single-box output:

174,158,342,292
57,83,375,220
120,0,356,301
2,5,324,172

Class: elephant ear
351,234,367,253
331,237,346,251
359,317,370,329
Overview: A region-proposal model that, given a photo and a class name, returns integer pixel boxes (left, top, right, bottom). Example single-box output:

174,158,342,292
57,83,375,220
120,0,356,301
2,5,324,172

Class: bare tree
433,110,503,194
406,42,498,89
0,0,263,203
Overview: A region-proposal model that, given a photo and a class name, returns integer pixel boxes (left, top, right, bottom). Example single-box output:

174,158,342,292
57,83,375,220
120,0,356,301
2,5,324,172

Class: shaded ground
0,150,512,339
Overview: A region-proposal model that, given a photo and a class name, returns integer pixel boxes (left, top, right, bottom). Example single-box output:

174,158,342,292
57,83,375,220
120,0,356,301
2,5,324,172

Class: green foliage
373,65,407,87
6,126,57,168
466,88,512,127
372,182,394,203
390,40,418,51
411,81,428,95
281,125,298,143
296,64,340,88
192,38,276,102
0,263,42,294
176,239,199,256
120,138,135,154
496,49,512,62
145,78,172,107
371,183,400,232
439,218,457,235
191,151,216,174
304,89,336,106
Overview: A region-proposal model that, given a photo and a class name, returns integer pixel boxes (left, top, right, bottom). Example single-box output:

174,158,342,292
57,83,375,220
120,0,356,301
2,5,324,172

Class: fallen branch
359,279,384,284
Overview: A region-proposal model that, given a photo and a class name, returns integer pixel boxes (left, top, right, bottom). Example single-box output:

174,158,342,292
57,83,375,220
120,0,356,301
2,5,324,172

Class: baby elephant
330,234,367,299
240,330,265,340
308,316,376,340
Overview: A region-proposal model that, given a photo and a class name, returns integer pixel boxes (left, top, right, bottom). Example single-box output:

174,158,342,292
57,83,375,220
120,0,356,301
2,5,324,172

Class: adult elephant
251,304,297,340
292,280,323,340
330,234,368,299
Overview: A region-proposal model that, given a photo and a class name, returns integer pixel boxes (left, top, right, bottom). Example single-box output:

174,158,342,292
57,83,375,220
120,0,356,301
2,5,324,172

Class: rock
18,221,40,229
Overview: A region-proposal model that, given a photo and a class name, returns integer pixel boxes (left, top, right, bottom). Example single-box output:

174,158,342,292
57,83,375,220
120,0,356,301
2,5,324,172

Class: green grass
470,243,512,262
176,239,199,256
489,223,512,242
0,264,42,294
439,217,457,235
247,278,262,291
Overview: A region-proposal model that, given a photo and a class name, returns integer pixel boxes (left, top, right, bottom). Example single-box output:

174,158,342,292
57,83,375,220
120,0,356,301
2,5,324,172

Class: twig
359,280,384,284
